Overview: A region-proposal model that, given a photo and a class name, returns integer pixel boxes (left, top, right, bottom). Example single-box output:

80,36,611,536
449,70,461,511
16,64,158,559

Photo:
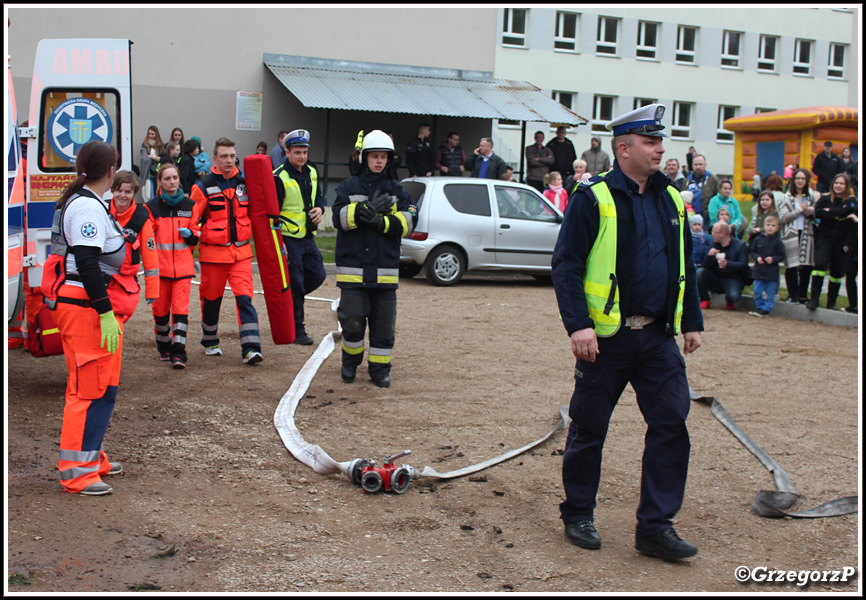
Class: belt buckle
628,315,649,329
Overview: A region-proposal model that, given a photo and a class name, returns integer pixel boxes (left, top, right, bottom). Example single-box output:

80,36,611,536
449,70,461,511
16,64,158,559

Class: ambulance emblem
47,98,114,164
81,222,98,238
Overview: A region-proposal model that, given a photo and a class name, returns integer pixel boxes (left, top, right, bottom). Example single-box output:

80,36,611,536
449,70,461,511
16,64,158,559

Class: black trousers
337,287,397,379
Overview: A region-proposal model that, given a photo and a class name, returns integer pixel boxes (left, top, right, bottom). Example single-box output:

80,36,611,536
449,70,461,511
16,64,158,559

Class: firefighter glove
178,227,192,238
99,311,122,354
357,204,386,232
369,190,393,214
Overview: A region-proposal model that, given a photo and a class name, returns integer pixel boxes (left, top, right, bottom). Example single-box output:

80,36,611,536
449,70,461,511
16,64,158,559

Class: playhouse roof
724,106,858,132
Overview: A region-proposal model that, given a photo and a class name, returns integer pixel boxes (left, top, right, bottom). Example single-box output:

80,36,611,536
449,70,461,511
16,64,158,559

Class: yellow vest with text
583,179,686,337
277,166,317,238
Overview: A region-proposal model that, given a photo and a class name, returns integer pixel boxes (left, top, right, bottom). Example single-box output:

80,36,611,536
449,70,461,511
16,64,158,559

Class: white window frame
716,105,738,142
497,118,520,130
554,11,579,53
636,21,659,60
502,8,527,48
633,97,657,110
676,25,698,64
758,35,778,72
596,16,620,56
721,30,742,69
592,95,617,133
552,90,575,111
828,43,846,79
671,102,694,140
793,38,812,76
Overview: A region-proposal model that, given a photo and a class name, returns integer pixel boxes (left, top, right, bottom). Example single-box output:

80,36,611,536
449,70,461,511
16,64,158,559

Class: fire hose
690,388,858,518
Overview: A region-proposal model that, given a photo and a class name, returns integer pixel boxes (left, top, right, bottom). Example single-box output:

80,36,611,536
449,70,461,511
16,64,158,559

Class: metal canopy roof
264,54,586,125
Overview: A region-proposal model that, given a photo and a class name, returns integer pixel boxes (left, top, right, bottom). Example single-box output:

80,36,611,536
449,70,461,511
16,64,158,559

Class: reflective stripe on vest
277,166,317,238
584,181,686,337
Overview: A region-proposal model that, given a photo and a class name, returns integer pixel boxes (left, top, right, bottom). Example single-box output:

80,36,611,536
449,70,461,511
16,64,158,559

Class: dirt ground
5,271,861,594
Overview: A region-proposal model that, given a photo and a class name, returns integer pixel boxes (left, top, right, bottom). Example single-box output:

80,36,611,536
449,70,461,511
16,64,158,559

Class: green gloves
99,311,122,354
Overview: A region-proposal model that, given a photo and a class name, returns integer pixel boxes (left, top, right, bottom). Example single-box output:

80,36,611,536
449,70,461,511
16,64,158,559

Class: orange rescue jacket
145,195,198,279
107,201,159,319
191,166,253,263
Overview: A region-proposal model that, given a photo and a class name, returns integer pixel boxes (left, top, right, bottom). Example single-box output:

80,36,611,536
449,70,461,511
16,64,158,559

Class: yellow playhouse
723,106,858,200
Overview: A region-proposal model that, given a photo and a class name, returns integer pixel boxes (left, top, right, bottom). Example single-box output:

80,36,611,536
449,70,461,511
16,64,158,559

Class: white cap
284,129,310,148
606,104,666,137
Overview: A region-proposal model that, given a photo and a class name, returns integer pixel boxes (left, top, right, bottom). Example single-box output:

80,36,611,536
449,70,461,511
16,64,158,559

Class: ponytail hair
56,141,118,207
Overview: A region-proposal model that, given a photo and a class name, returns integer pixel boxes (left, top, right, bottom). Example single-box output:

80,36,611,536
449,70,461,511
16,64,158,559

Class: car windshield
495,186,557,222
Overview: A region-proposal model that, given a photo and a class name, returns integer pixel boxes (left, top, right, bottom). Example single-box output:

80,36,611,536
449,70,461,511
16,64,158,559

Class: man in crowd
191,138,263,364
547,126,577,180
664,157,685,189
271,130,289,169
697,221,751,310
464,137,508,180
812,141,843,193
406,123,434,177
272,129,327,345
524,130,554,192
580,136,611,177
436,131,466,177
683,155,719,224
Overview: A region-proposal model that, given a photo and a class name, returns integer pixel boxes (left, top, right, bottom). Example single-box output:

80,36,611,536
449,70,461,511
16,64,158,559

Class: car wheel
425,244,465,286
399,263,423,279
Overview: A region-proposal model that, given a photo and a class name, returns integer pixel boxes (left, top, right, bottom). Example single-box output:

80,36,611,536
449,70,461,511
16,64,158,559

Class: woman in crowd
169,127,185,149
44,141,129,496
778,168,819,303
563,158,591,192
256,141,268,155
139,125,165,201
707,179,744,236
808,172,856,310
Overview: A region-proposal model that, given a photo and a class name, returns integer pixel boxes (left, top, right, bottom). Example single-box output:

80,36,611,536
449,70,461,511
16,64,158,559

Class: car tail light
408,232,428,241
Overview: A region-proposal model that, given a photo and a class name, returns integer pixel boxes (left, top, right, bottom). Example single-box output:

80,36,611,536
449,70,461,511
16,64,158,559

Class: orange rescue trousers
199,259,261,357
54,283,124,494
152,278,191,361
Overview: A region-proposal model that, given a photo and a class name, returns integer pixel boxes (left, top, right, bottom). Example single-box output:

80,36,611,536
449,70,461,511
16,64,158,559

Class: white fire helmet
361,130,394,165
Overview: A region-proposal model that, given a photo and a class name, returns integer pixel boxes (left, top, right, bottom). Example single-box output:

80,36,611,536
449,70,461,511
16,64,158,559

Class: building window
758,35,778,72
596,16,620,56
671,102,694,139
555,11,578,52
497,119,520,129
676,26,698,64
636,21,659,60
592,95,616,133
633,97,657,110
793,39,812,76
828,43,846,79
756,107,776,113
502,8,527,47
716,106,738,142
552,91,575,111
721,30,741,68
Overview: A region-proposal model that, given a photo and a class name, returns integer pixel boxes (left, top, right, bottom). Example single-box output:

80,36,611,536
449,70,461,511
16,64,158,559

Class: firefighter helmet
361,130,394,165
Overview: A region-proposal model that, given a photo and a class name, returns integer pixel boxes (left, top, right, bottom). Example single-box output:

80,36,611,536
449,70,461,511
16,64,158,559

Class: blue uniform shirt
624,173,668,318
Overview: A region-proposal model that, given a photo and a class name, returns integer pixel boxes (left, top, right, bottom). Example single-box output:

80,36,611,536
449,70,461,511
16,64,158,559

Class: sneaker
243,350,263,365
749,310,768,317
725,301,736,311
107,462,123,475
699,300,711,309
171,356,186,369
798,297,809,305
785,297,798,304
843,306,858,314
79,481,113,496
204,346,223,356
159,352,171,361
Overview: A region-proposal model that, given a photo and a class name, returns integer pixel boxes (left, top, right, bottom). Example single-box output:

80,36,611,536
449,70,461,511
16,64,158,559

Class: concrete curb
708,293,857,327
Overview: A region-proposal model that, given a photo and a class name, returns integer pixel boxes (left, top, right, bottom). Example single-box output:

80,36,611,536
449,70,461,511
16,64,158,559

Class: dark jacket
546,137,577,178
701,236,751,286
525,143,554,182
691,231,713,267
813,193,855,239
436,143,465,176
332,169,417,289
406,137,434,177
179,153,198,195
464,152,508,180
812,151,844,189
551,160,703,337
749,233,785,282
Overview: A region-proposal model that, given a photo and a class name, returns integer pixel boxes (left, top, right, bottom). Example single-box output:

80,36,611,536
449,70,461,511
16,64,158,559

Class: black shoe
371,375,391,388
843,306,858,314
341,366,356,383
564,520,601,550
806,297,819,311
635,528,697,560
294,333,314,346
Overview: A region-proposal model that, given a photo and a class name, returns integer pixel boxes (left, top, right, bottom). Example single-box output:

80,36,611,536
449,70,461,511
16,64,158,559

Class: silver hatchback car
399,177,563,285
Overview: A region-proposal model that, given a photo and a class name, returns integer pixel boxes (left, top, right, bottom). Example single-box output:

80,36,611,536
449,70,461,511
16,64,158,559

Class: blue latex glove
178,227,191,238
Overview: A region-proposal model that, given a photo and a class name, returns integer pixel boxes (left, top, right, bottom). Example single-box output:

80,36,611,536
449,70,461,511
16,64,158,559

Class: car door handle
500,224,511,229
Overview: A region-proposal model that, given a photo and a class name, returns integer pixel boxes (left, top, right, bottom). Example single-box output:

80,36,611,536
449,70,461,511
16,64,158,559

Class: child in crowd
748,214,785,317
748,190,778,242
543,171,569,212
680,190,696,219
716,207,732,226
690,214,712,267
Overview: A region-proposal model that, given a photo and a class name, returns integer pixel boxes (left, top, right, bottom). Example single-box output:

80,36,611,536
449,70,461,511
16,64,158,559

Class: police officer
332,130,417,387
273,129,327,345
551,104,704,560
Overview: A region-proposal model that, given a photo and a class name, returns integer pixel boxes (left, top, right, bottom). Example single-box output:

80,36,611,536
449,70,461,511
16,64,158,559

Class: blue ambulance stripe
27,201,57,229
8,205,24,236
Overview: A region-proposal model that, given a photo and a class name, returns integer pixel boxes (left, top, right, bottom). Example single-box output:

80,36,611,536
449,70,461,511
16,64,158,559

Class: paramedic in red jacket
190,137,263,364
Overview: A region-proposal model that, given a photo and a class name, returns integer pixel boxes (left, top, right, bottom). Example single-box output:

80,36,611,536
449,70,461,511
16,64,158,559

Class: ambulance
7,38,133,351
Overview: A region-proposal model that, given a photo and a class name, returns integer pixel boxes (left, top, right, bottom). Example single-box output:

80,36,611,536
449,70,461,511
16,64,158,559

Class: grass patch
314,234,336,256
150,543,177,560
8,574,31,586
128,582,162,591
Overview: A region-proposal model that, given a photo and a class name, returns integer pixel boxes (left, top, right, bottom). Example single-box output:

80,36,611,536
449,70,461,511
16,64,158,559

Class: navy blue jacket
701,236,751,286
551,160,703,337
749,233,785,281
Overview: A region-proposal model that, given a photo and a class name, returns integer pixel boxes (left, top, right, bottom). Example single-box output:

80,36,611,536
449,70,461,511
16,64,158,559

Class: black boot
826,281,841,310
806,275,823,311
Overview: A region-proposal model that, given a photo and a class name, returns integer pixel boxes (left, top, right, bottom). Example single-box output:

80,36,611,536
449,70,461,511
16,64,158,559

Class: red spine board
243,154,295,344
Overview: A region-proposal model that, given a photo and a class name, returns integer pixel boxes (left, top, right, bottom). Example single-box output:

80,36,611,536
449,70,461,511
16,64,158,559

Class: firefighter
272,129,326,345
109,169,159,323
146,163,198,368
332,130,417,387
191,137,263,364
41,141,130,496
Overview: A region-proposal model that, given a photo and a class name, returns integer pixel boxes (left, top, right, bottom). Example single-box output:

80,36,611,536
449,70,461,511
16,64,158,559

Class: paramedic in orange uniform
44,141,131,496
190,137,263,364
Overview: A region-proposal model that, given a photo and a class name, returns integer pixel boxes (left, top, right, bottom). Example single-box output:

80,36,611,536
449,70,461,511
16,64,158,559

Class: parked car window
401,181,426,208
441,183,492,217
495,187,557,222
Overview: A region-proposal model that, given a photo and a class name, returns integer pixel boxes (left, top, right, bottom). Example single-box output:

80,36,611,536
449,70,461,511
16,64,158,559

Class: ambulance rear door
7,59,25,324
24,39,132,287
